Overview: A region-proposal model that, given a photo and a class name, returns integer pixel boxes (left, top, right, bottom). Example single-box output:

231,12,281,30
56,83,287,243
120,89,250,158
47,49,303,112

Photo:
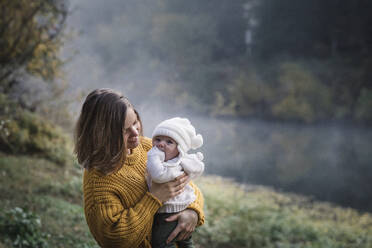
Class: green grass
193,177,372,248
0,154,371,248
0,154,98,248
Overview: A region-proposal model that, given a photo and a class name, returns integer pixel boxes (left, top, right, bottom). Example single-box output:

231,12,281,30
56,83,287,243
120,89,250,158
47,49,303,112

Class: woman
74,88,204,248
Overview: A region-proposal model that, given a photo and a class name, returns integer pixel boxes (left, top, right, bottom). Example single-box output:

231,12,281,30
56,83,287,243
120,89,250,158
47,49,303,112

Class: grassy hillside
0,154,371,248
0,154,95,248
194,177,372,248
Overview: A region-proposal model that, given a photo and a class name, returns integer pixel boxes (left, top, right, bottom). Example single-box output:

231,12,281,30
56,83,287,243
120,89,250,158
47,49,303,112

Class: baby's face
152,135,179,161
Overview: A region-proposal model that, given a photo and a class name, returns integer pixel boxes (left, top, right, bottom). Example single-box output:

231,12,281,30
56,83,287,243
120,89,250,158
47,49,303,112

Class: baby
147,117,205,248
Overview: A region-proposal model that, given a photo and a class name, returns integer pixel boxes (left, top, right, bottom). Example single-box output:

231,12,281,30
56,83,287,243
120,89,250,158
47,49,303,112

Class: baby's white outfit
147,146,204,213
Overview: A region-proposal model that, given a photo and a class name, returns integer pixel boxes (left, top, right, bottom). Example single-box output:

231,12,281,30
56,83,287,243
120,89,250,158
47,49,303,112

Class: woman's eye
167,140,173,144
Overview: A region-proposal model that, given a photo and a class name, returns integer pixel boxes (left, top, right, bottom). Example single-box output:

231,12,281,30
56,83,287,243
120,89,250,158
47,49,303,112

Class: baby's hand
147,146,165,161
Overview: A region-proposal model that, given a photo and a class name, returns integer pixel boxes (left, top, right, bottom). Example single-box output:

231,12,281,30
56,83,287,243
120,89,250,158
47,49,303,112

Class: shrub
0,94,73,166
272,62,333,123
0,207,49,248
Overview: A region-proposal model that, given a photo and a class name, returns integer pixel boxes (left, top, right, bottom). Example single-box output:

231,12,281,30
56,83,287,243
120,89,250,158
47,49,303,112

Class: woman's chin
127,137,139,149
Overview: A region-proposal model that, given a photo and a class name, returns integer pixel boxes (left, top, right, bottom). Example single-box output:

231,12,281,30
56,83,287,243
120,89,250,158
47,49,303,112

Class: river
141,110,372,213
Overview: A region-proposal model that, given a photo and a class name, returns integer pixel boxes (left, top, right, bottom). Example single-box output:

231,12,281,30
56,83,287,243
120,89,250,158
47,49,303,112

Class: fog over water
63,1,372,213
139,107,372,213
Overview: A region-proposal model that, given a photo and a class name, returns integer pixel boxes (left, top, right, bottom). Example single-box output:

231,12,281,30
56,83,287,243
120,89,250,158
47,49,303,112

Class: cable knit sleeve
187,181,205,226
83,139,162,248
85,189,161,248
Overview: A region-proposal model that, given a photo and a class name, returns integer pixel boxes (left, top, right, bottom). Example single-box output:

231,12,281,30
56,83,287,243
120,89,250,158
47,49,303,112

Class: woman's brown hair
74,88,132,174
133,108,143,136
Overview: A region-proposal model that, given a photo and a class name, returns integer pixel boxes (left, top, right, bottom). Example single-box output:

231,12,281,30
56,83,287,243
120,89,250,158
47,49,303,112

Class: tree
252,0,372,59
0,0,68,92
157,0,247,61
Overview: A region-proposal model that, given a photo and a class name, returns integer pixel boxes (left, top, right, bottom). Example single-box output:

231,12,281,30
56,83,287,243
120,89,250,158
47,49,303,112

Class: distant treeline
1,0,372,126
83,0,372,125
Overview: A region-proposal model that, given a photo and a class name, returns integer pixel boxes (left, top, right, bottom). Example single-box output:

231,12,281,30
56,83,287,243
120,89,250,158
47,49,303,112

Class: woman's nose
157,141,165,147
129,126,139,136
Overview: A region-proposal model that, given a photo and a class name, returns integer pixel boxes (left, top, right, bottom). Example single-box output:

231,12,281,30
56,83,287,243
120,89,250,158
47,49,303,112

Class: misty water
139,107,372,213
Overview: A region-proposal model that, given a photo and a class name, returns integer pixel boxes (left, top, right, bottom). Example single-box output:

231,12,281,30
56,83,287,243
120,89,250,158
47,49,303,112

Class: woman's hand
150,173,189,203
165,209,198,244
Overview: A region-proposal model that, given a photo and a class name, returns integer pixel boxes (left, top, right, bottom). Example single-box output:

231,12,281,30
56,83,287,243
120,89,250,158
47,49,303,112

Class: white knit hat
152,117,203,156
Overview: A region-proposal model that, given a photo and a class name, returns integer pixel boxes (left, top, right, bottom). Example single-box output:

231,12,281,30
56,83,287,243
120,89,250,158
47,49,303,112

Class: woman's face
124,108,140,149
152,135,179,161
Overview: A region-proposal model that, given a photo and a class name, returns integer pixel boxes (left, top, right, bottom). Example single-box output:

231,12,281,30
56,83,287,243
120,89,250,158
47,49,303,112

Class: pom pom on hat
191,134,203,149
196,152,204,161
152,117,203,156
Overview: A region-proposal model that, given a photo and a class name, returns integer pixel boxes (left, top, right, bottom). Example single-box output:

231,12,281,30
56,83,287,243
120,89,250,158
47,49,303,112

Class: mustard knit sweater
83,137,205,248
